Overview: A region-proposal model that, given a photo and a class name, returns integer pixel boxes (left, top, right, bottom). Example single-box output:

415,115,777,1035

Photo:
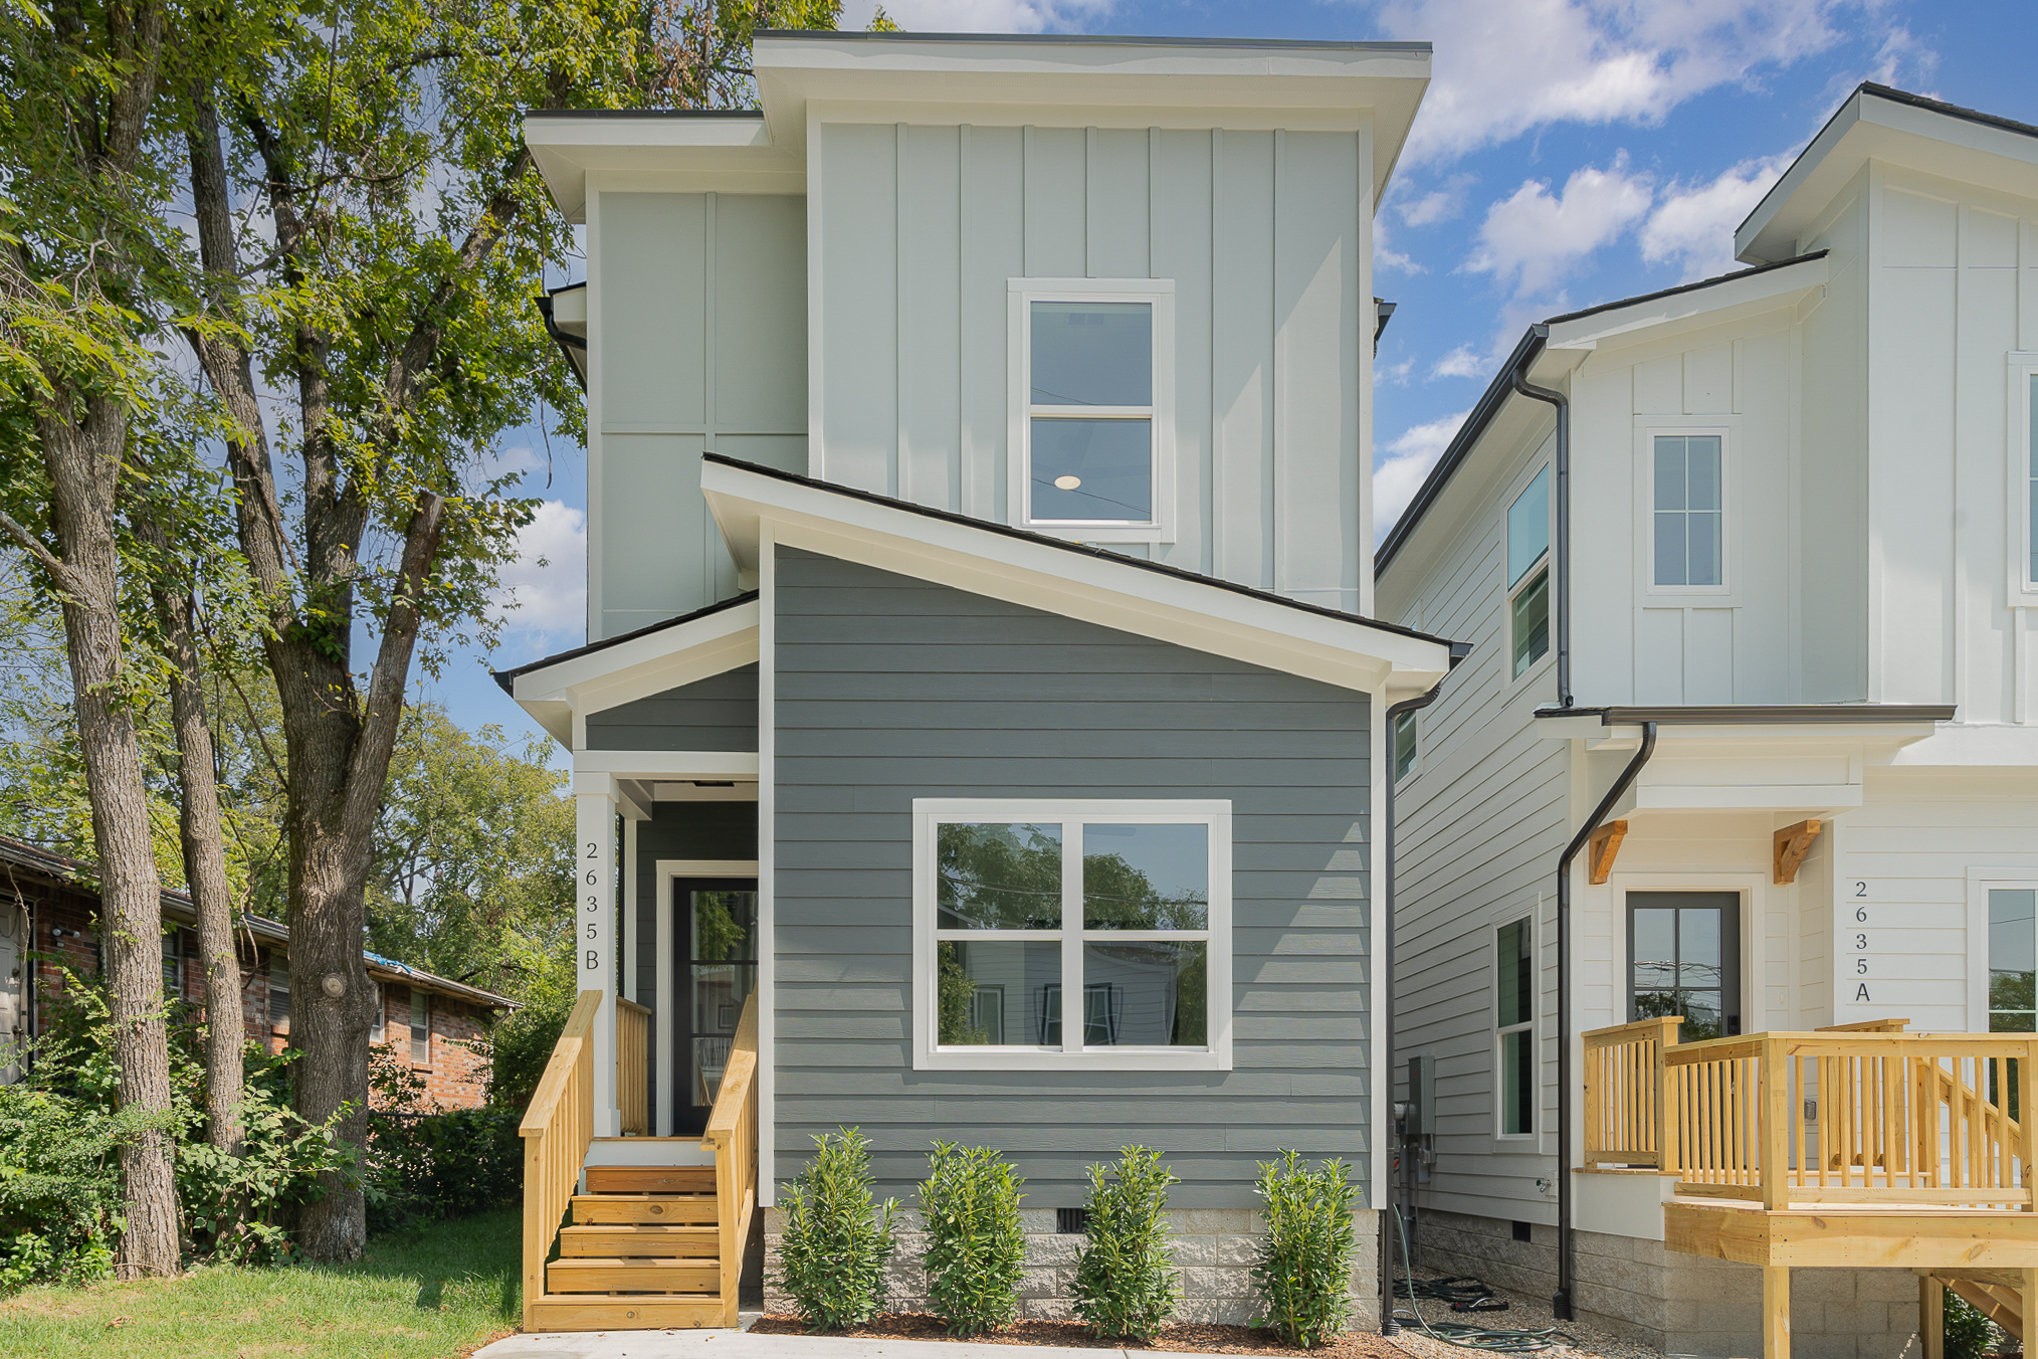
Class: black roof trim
753,30,1432,54
492,590,761,693
1542,250,1828,326
1533,704,1956,726
700,453,1468,659
522,108,765,120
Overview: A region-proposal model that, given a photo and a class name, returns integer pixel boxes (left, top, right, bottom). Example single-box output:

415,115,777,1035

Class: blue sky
436,0,2034,749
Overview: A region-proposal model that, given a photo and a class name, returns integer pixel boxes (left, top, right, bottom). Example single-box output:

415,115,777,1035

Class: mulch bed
751,1313,1409,1357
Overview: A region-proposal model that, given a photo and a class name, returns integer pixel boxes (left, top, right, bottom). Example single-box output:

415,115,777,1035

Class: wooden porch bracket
1772,819,1823,884
1587,820,1627,885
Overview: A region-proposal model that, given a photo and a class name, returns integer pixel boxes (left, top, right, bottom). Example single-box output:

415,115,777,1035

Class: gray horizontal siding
771,545,1374,1208
587,664,759,752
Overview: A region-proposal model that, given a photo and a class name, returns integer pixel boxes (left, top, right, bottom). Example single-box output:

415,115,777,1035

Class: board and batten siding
584,664,759,752
591,192,807,639
810,121,1370,612
770,545,1375,1206
1380,428,1572,1226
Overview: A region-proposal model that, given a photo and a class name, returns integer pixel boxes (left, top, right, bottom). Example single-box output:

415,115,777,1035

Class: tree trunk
40,407,181,1278
140,522,245,1153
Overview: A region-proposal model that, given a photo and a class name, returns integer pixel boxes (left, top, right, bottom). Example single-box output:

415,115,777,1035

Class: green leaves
1250,1150,1359,1348
1072,1145,1179,1342
775,1126,899,1331
919,1142,1025,1336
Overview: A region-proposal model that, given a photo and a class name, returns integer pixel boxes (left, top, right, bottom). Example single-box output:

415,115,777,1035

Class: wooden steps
569,1191,719,1225
526,1294,727,1331
585,1165,716,1194
548,1256,720,1293
534,1168,731,1328
1938,1274,2026,1343
558,1224,719,1258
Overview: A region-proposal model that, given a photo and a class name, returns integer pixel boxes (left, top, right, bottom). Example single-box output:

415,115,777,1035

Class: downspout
1379,678,1449,1336
1510,339,1574,710
1548,720,1657,1321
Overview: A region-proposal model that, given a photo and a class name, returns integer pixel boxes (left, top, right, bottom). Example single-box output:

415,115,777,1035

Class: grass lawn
0,1208,521,1359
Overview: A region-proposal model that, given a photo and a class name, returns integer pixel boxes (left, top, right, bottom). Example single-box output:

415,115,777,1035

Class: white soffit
1542,255,1830,352
507,599,761,744
701,458,1456,696
523,114,800,221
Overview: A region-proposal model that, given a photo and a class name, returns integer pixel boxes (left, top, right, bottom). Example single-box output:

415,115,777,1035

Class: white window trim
1494,914,1536,1142
1007,279,1177,544
1391,708,1419,784
2008,354,2038,608
1505,460,1553,686
1638,423,1734,599
369,981,386,1046
912,797,1231,1072
1965,866,2038,1028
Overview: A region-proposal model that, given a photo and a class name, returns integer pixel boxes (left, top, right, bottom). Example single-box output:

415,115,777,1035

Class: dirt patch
751,1312,1410,1357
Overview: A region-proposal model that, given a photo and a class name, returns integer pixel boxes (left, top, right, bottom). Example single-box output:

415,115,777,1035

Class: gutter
1550,721,1658,1321
537,288,588,393
1510,343,1573,709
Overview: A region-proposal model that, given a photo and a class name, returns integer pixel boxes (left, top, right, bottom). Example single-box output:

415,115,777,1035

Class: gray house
498,32,1459,1334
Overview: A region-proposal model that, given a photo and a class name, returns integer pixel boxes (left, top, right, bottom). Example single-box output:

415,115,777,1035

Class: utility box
1404,1055,1435,1139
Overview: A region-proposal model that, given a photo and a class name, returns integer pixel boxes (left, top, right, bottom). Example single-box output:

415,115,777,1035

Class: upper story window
2017,361,2038,600
1651,433,1725,589
1496,916,1534,1138
1507,466,1551,679
1392,708,1419,783
1011,280,1175,543
913,798,1230,1071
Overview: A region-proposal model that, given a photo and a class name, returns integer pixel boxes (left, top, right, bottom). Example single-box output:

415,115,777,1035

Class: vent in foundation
1057,1208,1089,1235
1511,1220,1532,1243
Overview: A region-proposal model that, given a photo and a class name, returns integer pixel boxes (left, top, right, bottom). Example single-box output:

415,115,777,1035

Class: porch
1583,1015,2038,1357
517,989,759,1332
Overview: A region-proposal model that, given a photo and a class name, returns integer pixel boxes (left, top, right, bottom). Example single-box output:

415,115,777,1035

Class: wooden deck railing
617,998,651,1137
1583,1018,2038,1211
518,989,603,1326
1583,1016,1683,1168
702,992,760,1327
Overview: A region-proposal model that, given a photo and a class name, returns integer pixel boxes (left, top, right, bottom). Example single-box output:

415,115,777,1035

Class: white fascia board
1630,782,1864,813
1542,256,1830,353
508,599,762,745
549,284,587,336
523,115,800,221
574,749,760,778
1584,720,1938,756
700,461,1454,695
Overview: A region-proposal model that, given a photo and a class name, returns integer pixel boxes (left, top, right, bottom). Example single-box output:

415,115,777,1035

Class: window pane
1510,567,1550,677
1688,511,1723,587
938,940,1059,1046
1083,823,1208,930
1506,466,1551,587
1991,889,2037,1021
1633,908,1676,990
937,823,1063,929
1654,511,1688,586
1031,301,1152,407
2028,374,2037,581
1393,709,1418,781
1030,418,1154,522
1679,907,1723,987
1498,920,1532,1027
1082,941,1206,1046
1678,991,1724,1042
1501,1030,1533,1135
1687,436,1722,511
1654,436,1687,511
691,889,756,963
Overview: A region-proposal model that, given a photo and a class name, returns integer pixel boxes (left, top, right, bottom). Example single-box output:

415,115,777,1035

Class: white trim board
507,599,761,746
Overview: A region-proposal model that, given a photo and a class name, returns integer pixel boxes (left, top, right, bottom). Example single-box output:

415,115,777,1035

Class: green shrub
1943,1288,1997,1359
919,1141,1025,1336
364,1046,520,1231
180,1084,354,1264
1072,1146,1179,1342
775,1126,899,1330
1250,1151,1359,1347
0,1084,122,1289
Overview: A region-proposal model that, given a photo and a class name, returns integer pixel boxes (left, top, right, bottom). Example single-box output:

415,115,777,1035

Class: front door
673,878,757,1136
1628,891,1742,1040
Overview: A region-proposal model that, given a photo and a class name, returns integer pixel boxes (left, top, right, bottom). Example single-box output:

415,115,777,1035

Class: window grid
1507,466,1552,680
410,988,432,1065
1651,433,1725,589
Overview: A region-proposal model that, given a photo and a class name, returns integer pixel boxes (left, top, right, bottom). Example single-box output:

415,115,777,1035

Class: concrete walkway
473,1322,1197,1359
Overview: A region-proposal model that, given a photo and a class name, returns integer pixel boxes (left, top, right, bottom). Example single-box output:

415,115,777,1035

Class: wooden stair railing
617,998,652,1137
518,989,604,1330
1583,1015,1683,1168
702,992,760,1327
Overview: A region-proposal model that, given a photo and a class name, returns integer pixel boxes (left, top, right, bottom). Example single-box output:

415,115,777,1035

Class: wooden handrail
1583,1016,1682,1169
702,993,760,1328
617,998,651,1137
519,990,603,1327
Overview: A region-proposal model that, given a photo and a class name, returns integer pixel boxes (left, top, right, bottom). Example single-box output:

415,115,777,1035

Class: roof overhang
523,112,801,221
498,595,761,746
1738,84,2038,264
1542,253,1830,352
700,454,1460,699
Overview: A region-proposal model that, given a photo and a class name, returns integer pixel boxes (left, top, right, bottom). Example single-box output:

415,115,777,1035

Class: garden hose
1389,1205,1573,1354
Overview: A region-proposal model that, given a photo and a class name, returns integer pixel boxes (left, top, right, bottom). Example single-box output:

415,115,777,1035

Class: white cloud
1378,356,1416,388
1396,174,1475,227
1431,345,1485,380
838,0,1113,30
490,499,587,646
1370,0,1887,164
1375,409,1472,532
1467,159,1655,296
1375,217,1426,276
1640,153,1794,280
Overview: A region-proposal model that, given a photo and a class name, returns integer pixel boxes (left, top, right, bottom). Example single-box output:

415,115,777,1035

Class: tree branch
0,509,77,593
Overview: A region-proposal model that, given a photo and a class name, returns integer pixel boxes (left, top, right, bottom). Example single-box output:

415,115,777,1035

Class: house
496,31,1463,1334
0,833,512,1108
1378,84,2038,1358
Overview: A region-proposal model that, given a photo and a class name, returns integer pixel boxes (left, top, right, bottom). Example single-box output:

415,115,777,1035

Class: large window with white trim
914,799,1230,1070
1651,433,1725,589
1507,466,1551,679
1011,281,1174,541
1496,917,1535,1137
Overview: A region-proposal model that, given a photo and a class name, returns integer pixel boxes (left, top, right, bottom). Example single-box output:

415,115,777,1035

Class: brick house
0,833,512,1108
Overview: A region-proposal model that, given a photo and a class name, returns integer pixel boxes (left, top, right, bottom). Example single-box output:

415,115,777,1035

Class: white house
1379,83,2038,1358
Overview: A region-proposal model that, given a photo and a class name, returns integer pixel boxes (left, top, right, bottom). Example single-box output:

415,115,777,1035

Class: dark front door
674,878,758,1137
1628,891,1742,1040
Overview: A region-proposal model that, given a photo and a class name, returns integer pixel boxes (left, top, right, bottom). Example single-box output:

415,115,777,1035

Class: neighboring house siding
771,545,1375,1206
1383,429,1571,1226
592,192,807,638
586,664,759,751
810,121,1369,611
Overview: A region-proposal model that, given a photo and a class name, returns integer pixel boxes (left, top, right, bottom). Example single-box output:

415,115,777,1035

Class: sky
439,0,2035,751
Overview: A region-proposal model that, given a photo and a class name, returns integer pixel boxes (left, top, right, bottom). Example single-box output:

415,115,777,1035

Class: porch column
576,772,620,1137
